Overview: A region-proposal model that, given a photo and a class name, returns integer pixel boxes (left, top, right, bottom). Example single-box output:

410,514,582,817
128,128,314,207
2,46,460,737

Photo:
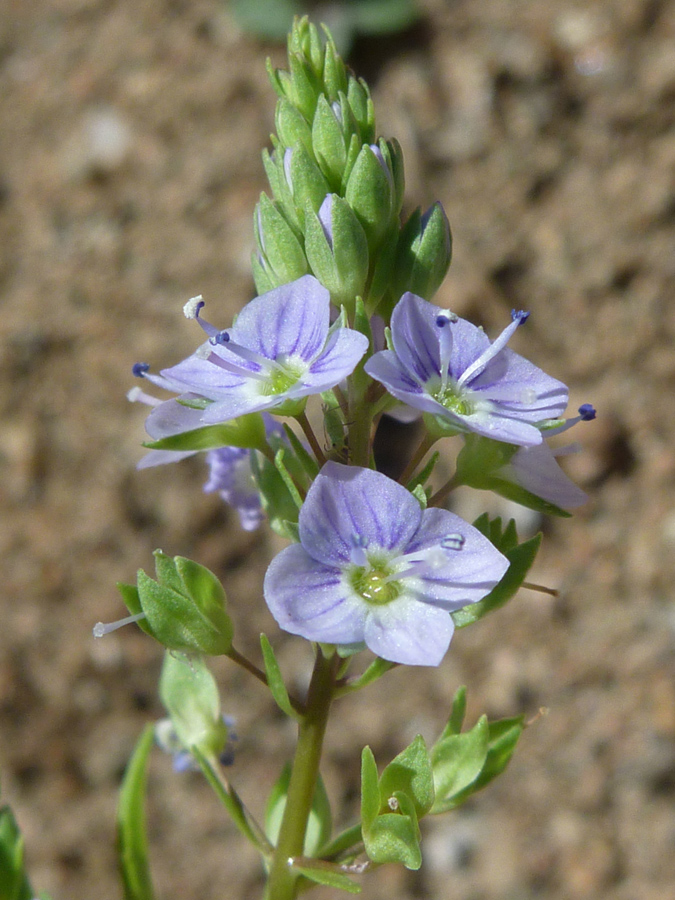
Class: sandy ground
1,1,674,898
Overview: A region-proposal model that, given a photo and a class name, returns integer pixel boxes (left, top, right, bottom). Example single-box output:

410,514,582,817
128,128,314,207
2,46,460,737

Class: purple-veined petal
264,545,368,643
229,275,330,362
504,442,588,508
403,508,509,607
364,598,454,666
298,463,422,567
145,398,208,439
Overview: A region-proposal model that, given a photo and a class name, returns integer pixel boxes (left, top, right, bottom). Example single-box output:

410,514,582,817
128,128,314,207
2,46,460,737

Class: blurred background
1,0,674,897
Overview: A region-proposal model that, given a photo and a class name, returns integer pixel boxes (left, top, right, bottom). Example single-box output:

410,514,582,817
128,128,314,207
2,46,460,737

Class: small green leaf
0,794,34,900
290,858,361,893
143,415,267,454
379,735,434,818
430,717,489,814
452,532,541,628
363,794,421,870
117,724,156,900
440,685,467,739
260,634,300,721
359,747,380,828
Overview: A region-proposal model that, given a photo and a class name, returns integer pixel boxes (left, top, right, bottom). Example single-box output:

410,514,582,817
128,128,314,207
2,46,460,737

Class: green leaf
290,858,361,893
142,414,267,454
359,747,380,828
363,793,421,870
430,717,489,814
452,531,541,628
439,685,466,739
0,794,34,900
260,634,300,721
117,724,156,900
444,716,525,809
379,735,434,818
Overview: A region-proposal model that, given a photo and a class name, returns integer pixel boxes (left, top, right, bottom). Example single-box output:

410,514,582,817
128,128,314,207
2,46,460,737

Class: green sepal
391,202,452,303
411,484,427,508
142,413,268,454
117,724,156,900
289,858,360,894
429,716,489,814
117,582,155,639
311,93,348,190
254,194,309,287
262,144,300,232
133,552,234,655
452,521,542,629
322,35,349,101
304,196,369,308
364,221,399,314
346,78,375,144
251,251,276,296
379,735,434,818
287,48,322,122
344,142,395,251
260,634,301,721
360,746,381,828
284,143,331,230
0,791,34,900
274,99,313,155
159,652,229,761
265,765,333,857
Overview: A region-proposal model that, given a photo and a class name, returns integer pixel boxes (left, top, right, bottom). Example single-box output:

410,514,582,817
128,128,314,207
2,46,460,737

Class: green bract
118,552,233,656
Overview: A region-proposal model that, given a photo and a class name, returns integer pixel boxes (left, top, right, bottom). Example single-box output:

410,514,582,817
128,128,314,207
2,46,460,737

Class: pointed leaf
360,747,380,828
117,724,156,900
379,735,434,818
291,858,361,894
430,716,489,814
260,634,300,721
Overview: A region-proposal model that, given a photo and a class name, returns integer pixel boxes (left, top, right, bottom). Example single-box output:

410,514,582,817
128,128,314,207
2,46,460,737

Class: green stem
296,411,327,468
227,646,304,715
193,749,273,859
265,648,339,900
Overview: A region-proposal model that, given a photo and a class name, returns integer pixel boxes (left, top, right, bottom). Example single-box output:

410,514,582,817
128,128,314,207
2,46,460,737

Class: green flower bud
347,76,375,144
159,652,229,762
344,141,398,250
283,145,331,226
391,202,452,302
304,193,369,309
311,94,349,191
254,193,309,288
275,99,313,155
116,552,234,656
322,35,349,101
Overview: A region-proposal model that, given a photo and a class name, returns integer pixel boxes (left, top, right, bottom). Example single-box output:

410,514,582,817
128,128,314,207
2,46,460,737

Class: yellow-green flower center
261,360,304,396
349,564,401,606
430,379,475,416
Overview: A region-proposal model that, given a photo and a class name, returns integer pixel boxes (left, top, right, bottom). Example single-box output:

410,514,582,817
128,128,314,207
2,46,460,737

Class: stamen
349,536,369,568
93,611,146,638
545,403,596,436
382,547,451,583
435,310,456,387
441,533,465,551
127,386,162,407
183,295,205,319
579,403,596,421
458,312,529,388
132,362,150,377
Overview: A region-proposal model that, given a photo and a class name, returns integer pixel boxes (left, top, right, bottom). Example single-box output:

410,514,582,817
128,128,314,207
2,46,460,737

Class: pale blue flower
264,463,508,666
365,293,568,447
